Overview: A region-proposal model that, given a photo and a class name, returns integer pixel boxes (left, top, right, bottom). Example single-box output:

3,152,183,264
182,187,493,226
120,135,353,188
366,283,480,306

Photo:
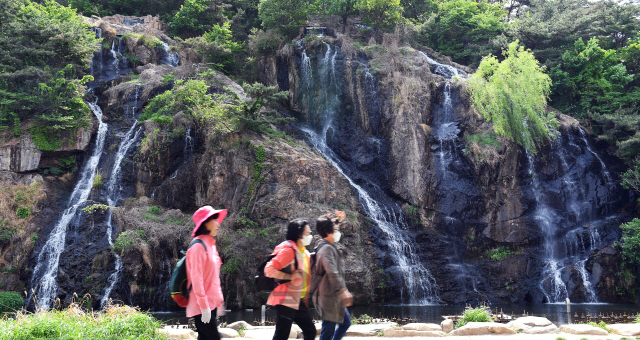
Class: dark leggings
193,308,221,340
272,302,317,340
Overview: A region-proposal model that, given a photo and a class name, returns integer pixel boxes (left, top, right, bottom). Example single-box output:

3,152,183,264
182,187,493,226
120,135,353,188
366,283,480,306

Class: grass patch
484,247,519,261
0,304,169,340
112,230,146,254
148,206,160,215
586,321,610,333
93,174,102,188
456,307,491,328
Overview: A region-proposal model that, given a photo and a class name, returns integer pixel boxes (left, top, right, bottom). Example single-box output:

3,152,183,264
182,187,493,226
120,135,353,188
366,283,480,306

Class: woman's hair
195,213,219,236
316,216,336,238
286,218,309,242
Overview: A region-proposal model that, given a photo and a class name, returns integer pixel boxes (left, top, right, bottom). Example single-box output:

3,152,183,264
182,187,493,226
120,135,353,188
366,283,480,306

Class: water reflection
152,304,640,326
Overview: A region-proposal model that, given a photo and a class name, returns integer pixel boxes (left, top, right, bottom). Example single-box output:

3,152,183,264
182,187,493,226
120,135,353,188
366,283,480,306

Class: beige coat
312,240,346,323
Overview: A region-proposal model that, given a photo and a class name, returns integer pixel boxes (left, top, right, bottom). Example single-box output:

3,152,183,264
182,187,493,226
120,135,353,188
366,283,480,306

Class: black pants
273,302,316,340
193,308,221,340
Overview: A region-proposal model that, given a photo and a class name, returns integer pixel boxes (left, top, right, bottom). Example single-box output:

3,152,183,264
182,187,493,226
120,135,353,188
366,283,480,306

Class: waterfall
101,86,144,308
528,126,614,303
298,44,439,304
110,40,119,73
160,42,180,67
29,99,108,310
170,128,194,179
419,52,467,79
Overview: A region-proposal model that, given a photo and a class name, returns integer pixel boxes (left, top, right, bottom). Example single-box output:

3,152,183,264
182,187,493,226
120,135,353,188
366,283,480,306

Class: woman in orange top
264,219,316,340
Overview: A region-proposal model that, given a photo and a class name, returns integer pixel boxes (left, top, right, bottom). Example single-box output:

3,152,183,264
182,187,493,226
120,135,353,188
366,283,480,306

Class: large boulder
226,321,252,331
218,328,240,338
448,322,517,336
607,323,640,336
441,319,454,333
559,324,609,335
159,326,197,339
346,323,395,336
401,323,442,331
507,316,558,334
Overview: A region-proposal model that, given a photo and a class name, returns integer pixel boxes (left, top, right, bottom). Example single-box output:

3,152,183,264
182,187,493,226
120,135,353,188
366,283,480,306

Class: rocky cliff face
260,22,635,304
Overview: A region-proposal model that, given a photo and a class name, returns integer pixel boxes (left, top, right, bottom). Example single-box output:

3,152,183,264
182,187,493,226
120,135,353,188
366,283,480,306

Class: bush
16,206,31,219
93,174,102,188
456,307,491,328
0,291,24,315
586,321,610,333
0,305,169,340
484,247,518,261
112,230,146,254
148,206,161,215
619,218,640,264
248,29,282,57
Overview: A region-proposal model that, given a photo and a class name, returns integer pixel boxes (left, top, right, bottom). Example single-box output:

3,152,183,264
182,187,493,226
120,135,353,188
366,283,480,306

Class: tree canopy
469,41,557,153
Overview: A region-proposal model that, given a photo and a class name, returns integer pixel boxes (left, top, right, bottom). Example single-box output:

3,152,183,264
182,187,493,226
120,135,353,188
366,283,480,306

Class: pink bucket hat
191,206,228,236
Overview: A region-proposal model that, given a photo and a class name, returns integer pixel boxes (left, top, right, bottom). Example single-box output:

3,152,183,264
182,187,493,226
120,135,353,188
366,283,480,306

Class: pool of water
151,303,640,326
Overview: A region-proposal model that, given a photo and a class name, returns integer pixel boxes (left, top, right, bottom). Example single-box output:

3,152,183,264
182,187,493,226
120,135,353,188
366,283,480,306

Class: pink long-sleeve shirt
185,235,223,317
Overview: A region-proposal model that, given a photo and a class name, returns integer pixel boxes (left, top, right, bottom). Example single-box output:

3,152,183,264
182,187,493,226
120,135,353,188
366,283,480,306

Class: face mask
333,231,341,243
302,234,313,246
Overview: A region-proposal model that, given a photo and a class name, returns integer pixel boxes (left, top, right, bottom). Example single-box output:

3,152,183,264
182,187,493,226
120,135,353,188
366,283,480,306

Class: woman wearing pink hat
186,206,228,340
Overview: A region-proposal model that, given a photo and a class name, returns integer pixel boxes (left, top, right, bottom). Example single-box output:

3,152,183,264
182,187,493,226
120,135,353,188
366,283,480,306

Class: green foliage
247,29,282,57
484,246,518,261
93,174,102,188
170,0,227,38
234,83,292,132
0,292,24,315
112,230,146,254
416,0,506,66
0,305,169,340
184,22,244,72
466,133,499,148
16,206,31,219
356,0,403,33
620,219,640,265
220,257,244,276
469,41,558,154
550,38,640,119
258,0,309,38
58,155,76,170
148,206,161,215
456,307,491,328
621,158,640,195
0,0,97,140
81,204,110,214
0,220,14,245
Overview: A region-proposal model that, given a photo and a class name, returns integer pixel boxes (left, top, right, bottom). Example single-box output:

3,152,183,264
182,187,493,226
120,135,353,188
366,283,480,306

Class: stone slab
159,327,197,339
507,317,557,334
347,323,395,336
227,321,252,331
448,322,517,336
402,323,442,331
559,324,609,335
384,327,445,337
241,328,275,339
218,328,240,338
609,323,640,336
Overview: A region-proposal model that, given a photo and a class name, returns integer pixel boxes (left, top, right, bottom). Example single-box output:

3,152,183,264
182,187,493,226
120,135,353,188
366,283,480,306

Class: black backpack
255,246,298,293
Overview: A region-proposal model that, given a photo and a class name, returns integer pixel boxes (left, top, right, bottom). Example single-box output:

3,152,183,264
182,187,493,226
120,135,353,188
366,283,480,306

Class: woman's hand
340,289,353,307
335,211,346,223
200,308,211,323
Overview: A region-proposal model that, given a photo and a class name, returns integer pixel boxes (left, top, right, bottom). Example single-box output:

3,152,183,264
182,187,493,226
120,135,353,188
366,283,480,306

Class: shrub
456,307,491,328
112,230,146,254
220,257,244,276
93,174,102,188
148,206,161,215
586,321,610,333
0,305,168,339
484,247,518,261
0,291,24,315
16,206,31,219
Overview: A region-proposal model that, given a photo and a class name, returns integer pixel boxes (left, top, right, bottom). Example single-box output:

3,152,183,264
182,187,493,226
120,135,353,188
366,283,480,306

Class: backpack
308,243,328,298
254,245,298,293
170,239,207,307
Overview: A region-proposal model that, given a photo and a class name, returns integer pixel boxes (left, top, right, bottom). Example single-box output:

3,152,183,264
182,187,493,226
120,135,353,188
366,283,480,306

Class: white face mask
333,231,341,243
302,234,313,246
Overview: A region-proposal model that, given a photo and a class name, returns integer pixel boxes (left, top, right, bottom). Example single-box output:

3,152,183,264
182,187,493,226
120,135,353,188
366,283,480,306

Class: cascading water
420,52,485,302
160,42,180,67
528,127,617,303
29,98,108,310
298,43,439,304
100,86,144,308
170,128,194,179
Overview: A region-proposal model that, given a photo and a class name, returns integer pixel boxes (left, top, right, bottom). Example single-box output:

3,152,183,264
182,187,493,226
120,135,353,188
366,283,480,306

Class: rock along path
344,335,627,340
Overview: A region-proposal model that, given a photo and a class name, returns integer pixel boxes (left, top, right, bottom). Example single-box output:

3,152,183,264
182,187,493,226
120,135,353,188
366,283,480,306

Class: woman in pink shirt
186,206,228,340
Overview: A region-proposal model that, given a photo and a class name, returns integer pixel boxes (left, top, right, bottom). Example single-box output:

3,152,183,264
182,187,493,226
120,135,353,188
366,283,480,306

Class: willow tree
469,41,558,154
